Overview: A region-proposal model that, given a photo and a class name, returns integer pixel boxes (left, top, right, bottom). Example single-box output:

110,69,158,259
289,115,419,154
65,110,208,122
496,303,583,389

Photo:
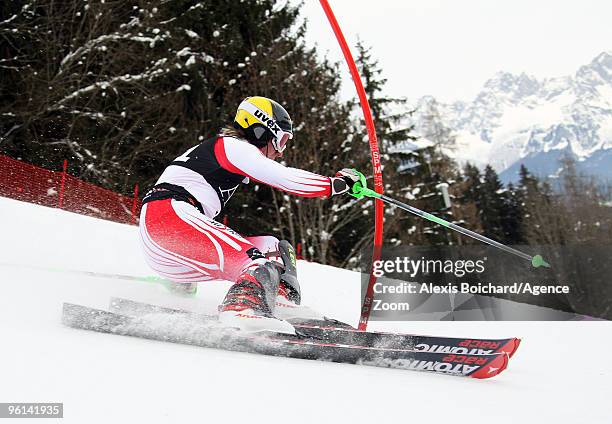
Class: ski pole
348,170,550,269
0,262,197,293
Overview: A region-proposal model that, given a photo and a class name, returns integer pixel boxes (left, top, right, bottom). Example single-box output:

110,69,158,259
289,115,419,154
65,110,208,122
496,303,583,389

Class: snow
0,14,18,25
184,29,199,38
450,129,492,168
412,53,612,176
0,196,611,423
54,60,176,108
176,47,191,57
185,56,196,67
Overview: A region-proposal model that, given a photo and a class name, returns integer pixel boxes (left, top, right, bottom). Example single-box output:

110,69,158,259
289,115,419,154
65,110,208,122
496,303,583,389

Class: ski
62,302,509,379
288,320,520,357
109,297,521,357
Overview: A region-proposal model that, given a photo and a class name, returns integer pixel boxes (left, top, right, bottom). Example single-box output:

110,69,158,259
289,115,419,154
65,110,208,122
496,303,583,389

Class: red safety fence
0,155,141,225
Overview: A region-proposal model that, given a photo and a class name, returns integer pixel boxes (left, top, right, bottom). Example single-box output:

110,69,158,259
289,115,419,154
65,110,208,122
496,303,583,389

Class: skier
139,96,360,334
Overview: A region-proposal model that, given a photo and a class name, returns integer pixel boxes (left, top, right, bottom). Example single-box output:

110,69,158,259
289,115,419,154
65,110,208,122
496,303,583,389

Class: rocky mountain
410,51,612,183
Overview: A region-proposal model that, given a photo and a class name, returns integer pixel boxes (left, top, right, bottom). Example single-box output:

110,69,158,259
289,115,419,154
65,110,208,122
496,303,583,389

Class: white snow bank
0,197,610,424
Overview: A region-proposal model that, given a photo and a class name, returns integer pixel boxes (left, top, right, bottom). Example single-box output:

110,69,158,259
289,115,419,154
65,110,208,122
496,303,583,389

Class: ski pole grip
349,170,380,199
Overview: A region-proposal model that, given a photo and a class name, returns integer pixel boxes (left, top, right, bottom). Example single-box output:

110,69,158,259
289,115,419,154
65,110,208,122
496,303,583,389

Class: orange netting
0,155,140,225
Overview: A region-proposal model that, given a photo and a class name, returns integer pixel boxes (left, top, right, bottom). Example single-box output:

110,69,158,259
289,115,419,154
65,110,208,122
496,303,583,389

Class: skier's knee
246,235,281,257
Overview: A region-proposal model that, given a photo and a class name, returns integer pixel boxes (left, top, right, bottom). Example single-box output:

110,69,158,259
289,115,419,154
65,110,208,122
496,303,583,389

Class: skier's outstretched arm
216,137,356,198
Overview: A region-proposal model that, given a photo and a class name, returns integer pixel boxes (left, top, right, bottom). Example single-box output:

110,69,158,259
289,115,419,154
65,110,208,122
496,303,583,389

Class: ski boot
273,240,326,322
218,261,295,334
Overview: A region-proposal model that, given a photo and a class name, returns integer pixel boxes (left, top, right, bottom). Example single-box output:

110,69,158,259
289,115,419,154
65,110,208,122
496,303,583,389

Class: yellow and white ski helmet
233,96,293,152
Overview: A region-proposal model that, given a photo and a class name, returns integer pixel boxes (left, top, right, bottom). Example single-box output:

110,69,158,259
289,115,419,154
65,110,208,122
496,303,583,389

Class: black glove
330,168,361,196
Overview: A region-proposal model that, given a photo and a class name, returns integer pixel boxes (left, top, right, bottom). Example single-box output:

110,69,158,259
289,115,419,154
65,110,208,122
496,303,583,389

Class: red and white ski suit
139,135,331,283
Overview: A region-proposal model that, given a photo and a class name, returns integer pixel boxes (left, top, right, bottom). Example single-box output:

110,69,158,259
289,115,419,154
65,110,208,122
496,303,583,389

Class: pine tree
354,41,414,152
461,163,481,204
478,165,505,241
353,42,473,247
450,163,483,245
344,41,418,257
518,164,567,245
517,164,539,225
459,163,523,244
500,182,525,244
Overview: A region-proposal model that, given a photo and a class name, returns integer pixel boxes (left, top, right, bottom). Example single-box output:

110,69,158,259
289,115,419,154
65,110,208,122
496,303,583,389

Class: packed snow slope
0,196,610,424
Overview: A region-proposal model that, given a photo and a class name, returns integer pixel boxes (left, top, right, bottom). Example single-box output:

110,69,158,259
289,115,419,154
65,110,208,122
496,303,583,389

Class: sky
296,0,612,103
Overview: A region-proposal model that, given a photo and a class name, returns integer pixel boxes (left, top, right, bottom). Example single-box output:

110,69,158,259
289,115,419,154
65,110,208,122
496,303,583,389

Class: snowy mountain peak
575,51,612,91
585,51,612,78
411,51,612,183
483,71,540,100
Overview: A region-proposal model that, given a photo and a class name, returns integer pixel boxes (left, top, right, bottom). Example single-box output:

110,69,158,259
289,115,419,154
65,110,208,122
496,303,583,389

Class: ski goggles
239,100,293,153
272,129,293,153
